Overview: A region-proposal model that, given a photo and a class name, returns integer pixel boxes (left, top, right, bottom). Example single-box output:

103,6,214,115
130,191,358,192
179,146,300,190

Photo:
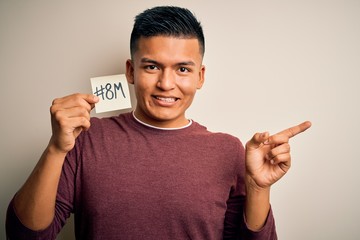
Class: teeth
156,97,176,102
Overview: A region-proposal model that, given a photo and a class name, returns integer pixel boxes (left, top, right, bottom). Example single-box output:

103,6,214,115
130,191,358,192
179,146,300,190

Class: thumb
246,132,269,150
83,94,99,110
87,94,99,104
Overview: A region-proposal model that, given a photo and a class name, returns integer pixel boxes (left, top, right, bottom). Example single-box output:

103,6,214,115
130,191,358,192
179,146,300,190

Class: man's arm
12,93,98,230
244,121,312,230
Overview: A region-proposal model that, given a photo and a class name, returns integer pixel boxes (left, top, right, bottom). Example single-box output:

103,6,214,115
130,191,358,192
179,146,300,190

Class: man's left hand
245,121,312,190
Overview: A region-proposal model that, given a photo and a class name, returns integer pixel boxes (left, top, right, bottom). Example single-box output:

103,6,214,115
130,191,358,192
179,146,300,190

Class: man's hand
49,93,99,154
13,93,99,230
245,121,312,190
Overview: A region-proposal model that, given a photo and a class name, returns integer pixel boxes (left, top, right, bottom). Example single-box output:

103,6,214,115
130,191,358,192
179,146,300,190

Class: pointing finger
264,134,289,145
277,121,312,139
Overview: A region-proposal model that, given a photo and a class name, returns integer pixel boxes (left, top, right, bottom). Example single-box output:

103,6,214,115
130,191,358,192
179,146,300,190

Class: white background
1,1,359,239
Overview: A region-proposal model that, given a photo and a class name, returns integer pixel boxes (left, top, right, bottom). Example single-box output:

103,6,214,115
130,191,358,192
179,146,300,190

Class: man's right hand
49,93,99,154
12,93,98,231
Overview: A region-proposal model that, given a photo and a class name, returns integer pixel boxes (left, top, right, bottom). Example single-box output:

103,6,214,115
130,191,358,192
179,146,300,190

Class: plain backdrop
1,1,359,239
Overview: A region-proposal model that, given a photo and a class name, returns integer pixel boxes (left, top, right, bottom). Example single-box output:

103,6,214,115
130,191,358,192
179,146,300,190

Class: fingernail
264,139,270,144
270,159,275,165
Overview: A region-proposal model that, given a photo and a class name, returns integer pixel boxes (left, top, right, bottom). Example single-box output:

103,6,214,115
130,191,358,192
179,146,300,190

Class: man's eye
179,67,189,73
146,65,158,70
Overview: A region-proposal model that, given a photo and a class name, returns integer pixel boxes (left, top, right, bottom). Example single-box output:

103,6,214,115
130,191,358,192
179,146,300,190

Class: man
6,6,311,239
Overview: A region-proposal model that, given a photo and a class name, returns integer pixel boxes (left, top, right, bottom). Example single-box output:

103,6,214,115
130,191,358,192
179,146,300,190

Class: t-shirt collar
131,111,192,131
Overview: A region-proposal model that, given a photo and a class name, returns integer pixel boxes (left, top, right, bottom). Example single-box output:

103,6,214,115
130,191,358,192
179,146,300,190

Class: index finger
53,93,99,105
277,121,312,139
52,93,99,112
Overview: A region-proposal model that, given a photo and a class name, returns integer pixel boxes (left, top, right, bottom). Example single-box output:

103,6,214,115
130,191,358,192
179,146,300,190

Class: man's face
126,36,205,128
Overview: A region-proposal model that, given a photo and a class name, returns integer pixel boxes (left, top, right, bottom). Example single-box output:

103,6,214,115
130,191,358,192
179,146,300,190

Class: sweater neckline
131,111,193,131
124,112,198,135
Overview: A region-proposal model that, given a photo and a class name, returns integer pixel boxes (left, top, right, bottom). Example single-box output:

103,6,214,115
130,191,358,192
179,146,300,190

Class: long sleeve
5,149,78,240
223,139,277,240
223,189,277,240
241,207,277,240
6,194,72,240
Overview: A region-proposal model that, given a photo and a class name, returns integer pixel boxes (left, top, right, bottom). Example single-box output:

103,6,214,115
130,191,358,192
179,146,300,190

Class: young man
6,6,311,240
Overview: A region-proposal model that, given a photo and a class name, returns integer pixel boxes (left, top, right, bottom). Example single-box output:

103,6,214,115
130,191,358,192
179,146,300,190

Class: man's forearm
13,145,67,230
245,176,271,231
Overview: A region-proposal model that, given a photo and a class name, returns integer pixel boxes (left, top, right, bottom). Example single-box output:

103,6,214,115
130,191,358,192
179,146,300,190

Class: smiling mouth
153,96,179,103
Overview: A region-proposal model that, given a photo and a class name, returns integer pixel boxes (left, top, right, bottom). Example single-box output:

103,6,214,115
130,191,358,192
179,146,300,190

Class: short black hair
130,6,205,58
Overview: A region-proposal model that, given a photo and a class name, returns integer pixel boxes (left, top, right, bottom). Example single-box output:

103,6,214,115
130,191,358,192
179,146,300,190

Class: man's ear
126,59,135,84
197,65,205,89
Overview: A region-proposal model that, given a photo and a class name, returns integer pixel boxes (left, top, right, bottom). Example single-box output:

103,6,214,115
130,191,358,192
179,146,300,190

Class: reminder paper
90,74,132,113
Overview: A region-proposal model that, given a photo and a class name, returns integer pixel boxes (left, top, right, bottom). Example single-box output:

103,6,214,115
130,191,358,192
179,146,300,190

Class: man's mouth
153,96,179,103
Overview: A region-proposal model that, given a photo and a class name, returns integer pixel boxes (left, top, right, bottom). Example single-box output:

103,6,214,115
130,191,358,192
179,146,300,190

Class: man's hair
130,6,205,58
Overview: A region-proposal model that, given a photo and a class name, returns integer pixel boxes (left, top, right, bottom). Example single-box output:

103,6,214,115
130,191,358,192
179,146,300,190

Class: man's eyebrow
177,61,196,66
140,58,159,64
140,58,196,66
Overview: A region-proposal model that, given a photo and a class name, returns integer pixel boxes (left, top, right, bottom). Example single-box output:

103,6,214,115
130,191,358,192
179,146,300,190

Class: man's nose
157,69,176,90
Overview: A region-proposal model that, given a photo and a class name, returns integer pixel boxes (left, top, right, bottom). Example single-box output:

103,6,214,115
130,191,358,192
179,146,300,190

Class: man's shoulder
192,121,244,148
